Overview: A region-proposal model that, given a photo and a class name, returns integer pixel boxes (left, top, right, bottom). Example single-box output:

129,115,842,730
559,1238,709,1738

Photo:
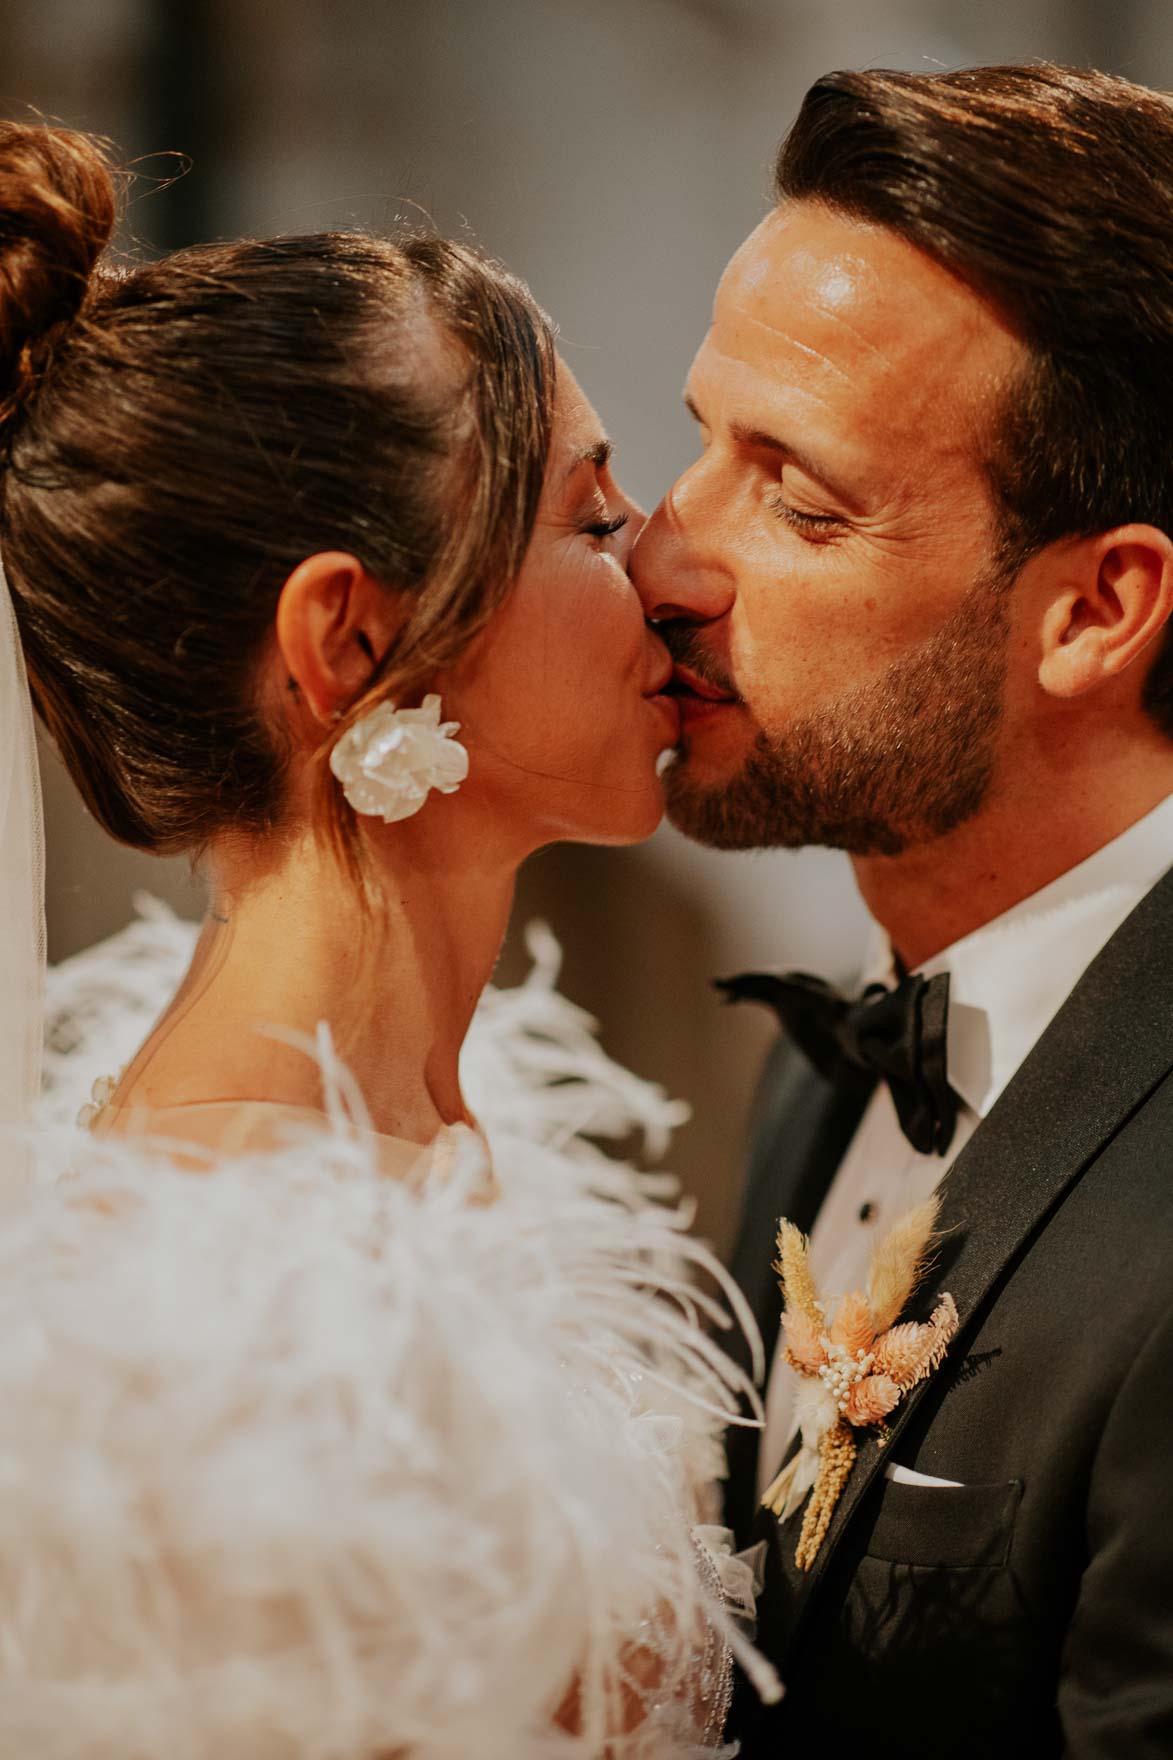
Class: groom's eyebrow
563,439,613,481
683,392,863,512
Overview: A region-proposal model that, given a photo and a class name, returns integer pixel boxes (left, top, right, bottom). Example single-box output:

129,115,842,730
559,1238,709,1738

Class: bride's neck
130,815,517,1143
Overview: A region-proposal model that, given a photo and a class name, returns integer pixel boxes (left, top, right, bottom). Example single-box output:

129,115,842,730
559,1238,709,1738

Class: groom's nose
629,475,735,624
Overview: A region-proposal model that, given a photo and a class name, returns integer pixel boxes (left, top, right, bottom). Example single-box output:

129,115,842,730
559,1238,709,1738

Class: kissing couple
1,56,1171,1760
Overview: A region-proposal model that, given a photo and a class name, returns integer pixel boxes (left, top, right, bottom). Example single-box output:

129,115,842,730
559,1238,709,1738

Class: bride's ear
275,553,408,726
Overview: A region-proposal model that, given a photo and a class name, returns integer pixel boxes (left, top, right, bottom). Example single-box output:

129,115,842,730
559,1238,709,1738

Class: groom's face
632,201,1026,854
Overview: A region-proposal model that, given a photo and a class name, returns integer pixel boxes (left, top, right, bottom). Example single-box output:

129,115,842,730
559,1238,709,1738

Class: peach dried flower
829,1289,876,1358
783,1308,827,1374
872,1320,928,1385
843,1373,902,1427
873,1294,960,1389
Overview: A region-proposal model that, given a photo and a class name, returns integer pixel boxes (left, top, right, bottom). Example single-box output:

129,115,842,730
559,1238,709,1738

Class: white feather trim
466,921,690,1161
0,1115,775,1757
9,902,778,1755
41,900,692,1166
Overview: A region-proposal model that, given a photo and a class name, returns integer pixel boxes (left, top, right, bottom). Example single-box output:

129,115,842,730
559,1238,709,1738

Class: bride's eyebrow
562,438,613,482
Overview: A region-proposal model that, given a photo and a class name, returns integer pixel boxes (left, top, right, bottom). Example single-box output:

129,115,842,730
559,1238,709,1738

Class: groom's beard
660,569,1013,857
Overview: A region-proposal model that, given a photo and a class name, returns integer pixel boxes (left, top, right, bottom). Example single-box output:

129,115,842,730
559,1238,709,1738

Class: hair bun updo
0,121,116,435
1,145,553,864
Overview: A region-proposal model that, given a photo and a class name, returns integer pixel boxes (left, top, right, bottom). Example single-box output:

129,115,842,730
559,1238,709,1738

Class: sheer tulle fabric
0,555,46,1174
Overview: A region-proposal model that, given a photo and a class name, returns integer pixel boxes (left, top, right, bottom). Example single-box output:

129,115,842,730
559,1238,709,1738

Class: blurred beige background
11,0,1172,1253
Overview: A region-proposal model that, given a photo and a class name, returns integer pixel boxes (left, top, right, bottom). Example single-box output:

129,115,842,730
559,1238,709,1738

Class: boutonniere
761,1197,959,1572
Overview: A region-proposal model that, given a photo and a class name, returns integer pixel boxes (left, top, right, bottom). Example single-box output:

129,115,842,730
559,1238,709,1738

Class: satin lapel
724,1043,874,1540
774,862,1173,1639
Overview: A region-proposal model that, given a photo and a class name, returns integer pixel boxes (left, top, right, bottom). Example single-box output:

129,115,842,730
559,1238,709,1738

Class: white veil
0,552,46,1143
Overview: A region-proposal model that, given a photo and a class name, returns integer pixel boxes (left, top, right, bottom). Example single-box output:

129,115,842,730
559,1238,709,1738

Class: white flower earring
329,694,469,823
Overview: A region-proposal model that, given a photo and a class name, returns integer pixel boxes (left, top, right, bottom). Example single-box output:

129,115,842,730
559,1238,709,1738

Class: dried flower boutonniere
761,1196,959,1572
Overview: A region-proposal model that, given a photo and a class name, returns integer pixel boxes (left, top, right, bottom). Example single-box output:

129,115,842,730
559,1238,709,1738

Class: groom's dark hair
777,63,1173,736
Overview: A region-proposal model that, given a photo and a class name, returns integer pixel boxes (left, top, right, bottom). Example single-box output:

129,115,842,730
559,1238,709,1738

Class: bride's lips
643,659,682,738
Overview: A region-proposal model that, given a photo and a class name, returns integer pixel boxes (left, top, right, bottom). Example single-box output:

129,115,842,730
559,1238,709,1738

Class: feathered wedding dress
0,899,778,1759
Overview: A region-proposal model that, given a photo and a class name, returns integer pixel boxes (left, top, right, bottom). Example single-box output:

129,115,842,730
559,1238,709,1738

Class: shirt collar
864,791,1173,1119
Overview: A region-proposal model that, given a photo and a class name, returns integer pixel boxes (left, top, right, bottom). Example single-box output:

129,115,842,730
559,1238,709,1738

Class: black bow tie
716,968,957,1157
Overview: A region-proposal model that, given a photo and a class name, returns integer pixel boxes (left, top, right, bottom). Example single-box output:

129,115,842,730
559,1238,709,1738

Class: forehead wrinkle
801,298,900,374
706,301,989,459
726,258,899,381
693,338,980,514
722,213,1009,395
727,306,855,386
701,338,851,434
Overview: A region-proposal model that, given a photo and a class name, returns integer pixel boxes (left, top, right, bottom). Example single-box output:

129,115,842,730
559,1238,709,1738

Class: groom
632,63,1173,1756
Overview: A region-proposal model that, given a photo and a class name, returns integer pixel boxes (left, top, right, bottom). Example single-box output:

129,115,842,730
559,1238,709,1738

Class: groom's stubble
660,564,1013,857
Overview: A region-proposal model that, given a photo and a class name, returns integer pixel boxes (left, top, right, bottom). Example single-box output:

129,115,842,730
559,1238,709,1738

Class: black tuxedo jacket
724,866,1173,1758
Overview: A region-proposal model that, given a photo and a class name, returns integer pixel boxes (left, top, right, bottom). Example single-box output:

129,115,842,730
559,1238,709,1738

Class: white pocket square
885,1462,964,1488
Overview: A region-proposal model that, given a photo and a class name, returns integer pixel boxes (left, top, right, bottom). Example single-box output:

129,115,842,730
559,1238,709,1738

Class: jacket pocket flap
865,1474,1023,1568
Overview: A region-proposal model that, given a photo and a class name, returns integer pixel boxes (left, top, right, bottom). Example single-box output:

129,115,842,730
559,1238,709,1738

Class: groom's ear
1036,524,1173,701
275,552,408,727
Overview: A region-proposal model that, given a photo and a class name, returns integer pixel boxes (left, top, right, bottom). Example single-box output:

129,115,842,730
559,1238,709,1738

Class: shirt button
858,1201,876,1223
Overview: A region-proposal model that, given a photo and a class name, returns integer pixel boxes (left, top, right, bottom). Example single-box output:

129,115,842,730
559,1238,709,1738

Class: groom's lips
666,663,739,706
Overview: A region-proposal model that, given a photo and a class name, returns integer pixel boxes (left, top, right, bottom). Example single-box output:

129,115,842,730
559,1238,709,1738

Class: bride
0,122,779,1755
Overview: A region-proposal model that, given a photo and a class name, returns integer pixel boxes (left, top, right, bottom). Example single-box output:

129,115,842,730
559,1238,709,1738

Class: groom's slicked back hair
776,63,1173,737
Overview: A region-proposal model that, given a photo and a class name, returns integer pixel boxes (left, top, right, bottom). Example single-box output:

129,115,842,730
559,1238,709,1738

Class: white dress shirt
757,790,1173,1496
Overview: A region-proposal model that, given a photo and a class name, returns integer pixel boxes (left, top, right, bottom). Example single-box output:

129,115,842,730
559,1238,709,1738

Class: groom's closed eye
682,390,864,519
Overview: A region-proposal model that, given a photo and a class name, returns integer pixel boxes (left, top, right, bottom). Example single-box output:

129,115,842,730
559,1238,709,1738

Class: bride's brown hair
0,121,556,868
